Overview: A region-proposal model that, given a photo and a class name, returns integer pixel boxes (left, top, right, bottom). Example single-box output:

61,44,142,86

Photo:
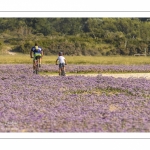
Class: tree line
0,18,150,55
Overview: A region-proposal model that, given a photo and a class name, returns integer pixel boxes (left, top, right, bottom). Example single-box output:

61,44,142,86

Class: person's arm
65,59,67,65
30,51,33,58
56,58,58,65
41,50,44,57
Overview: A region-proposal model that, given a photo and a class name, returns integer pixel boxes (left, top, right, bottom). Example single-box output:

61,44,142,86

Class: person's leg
63,63,66,73
63,66,65,72
61,64,66,76
62,66,66,76
59,68,61,75
59,64,62,75
33,59,36,72
39,57,42,67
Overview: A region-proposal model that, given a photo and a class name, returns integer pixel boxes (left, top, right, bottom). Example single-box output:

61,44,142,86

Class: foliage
0,18,150,56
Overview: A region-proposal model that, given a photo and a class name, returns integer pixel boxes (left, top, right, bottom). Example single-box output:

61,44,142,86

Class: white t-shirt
57,56,65,64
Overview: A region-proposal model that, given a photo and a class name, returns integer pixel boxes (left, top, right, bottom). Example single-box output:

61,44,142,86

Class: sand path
46,73,150,79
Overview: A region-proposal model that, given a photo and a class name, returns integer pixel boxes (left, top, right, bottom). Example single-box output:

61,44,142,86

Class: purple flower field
0,64,150,132
40,64,150,73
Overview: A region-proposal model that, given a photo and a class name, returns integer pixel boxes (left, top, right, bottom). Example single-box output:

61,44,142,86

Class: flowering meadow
40,64,150,73
0,64,150,132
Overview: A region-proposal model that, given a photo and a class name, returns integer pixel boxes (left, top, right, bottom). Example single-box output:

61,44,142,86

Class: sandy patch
101,73,150,79
62,73,150,79
8,51,16,55
43,72,150,79
109,104,120,112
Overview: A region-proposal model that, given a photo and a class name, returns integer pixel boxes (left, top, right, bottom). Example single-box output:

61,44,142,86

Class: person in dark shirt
30,43,43,72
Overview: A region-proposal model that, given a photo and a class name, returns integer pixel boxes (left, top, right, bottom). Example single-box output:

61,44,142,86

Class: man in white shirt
56,52,67,76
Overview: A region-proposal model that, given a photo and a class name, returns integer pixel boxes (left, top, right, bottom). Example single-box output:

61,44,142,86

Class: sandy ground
8,51,16,55
47,73,150,79
100,73,150,79
83,73,150,79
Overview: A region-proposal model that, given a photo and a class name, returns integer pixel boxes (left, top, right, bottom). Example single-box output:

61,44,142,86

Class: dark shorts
59,63,65,68
34,53,41,60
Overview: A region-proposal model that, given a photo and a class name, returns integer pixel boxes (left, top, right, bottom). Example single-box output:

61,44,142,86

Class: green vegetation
0,54,150,65
0,18,150,56
68,88,133,96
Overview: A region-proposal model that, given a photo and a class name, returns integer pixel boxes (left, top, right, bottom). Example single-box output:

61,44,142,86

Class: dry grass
0,53,150,65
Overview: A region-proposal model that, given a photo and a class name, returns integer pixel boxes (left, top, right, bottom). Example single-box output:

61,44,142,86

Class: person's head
35,43,38,50
59,51,63,56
